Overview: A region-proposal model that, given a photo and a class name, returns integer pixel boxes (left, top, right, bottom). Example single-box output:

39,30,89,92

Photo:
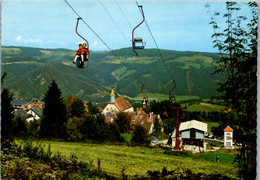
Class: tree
132,125,148,145
13,115,28,138
87,101,100,115
64,95,87,118
163,118,176,135
207,2,257,179
66,117,84,141
40,80,68,139
153,117,162,133
114,112,131,133
80,115,99,140
1,88,14,145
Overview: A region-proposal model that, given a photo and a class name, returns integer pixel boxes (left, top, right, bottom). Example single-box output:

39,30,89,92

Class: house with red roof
129,110,162,134
102,90,162,134
102,89,134,116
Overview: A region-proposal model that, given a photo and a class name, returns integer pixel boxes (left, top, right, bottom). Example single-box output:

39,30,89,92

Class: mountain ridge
1,46,223,104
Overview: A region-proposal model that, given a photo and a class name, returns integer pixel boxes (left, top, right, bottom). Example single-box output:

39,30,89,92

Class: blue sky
1,0,253,52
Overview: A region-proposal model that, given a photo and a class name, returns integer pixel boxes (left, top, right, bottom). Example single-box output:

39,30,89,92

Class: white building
171,120,208,152
224,125,234,149
102,89,134,115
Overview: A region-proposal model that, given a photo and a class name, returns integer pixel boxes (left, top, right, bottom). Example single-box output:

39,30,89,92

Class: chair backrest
134,37,143,42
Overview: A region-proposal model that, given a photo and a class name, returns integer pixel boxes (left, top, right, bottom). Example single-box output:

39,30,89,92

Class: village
11,89,235,154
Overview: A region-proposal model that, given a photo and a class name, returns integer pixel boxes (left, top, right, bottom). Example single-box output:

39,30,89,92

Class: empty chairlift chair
133,37,146,49
132,4,146,56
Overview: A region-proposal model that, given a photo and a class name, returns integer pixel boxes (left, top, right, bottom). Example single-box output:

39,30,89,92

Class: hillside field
18,140,239,179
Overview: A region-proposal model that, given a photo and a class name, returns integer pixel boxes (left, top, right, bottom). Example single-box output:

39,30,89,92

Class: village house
102,89,134,117
171,120,207,152
102,90,162,134
12,99,43,122
25,99,45,110
27,107,43,121
11,99,30,111
129,108,163,134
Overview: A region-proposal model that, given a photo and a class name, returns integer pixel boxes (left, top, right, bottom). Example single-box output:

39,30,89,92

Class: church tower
110,89,115,103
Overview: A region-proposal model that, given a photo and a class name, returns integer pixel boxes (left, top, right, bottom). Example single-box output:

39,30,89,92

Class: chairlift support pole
169,106,187,151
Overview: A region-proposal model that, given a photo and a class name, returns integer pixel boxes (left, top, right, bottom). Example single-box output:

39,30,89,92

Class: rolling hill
1,46,224,105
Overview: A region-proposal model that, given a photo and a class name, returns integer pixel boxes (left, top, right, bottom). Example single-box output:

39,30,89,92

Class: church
102,89,134,115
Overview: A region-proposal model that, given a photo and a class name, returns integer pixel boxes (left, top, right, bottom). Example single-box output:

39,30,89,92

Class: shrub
132,125,149,145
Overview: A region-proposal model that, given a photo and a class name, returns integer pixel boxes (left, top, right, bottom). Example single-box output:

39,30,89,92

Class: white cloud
93,41,99,49
27,38,43,44
15,35,22,41
15,35,43,44
92,41,106,50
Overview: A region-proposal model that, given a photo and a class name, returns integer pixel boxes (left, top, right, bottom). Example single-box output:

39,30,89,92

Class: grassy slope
185,103,225,112
30,140,238,179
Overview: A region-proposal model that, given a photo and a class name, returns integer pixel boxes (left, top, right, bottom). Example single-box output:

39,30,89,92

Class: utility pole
169,106,187,151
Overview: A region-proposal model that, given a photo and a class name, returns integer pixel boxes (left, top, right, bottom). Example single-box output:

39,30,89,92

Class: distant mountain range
1,46,224,105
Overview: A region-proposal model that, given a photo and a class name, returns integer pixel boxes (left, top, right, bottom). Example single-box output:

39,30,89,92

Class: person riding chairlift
72,44,88,63
142,97,148,109
82,43,89,61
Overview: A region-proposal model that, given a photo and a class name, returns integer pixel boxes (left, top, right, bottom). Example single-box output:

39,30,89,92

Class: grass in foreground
16,140,239,179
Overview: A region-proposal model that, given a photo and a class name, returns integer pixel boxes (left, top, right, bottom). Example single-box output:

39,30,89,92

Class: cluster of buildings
102,89,234,152
11,89,234,152
102,90,163,134
11,99,43,122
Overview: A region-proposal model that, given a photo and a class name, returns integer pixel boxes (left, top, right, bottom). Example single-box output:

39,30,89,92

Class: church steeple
110,89,115,103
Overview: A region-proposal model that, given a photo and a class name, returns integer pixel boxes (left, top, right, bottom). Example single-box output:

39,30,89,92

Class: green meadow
185,103,226,112
18,140,239,179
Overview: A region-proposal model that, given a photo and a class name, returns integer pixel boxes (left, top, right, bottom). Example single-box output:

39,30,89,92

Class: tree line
1,79,150,146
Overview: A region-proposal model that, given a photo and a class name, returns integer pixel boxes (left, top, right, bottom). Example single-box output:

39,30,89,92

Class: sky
1,0,254,53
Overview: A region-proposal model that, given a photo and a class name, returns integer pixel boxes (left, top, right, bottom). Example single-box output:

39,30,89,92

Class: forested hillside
1,46,223,103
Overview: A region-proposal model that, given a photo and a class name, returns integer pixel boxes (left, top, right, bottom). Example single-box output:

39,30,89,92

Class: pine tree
1,88,14,145
40,80,68,139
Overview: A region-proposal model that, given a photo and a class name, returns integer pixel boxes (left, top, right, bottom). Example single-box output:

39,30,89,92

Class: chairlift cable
65,0,162,102
136,1,174,82
98,0,129,43
136,1,179,103
114,0,134,33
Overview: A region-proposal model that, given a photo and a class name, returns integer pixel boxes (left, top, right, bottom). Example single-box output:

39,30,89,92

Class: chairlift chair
132,4,146,56
75,17,90,69
169,79,176,102
133,37,146,49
